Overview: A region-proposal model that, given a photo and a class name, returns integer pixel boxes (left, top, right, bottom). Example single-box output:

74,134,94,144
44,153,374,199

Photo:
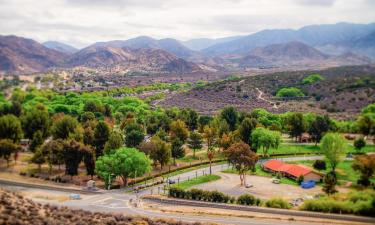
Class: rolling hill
43,41,78,54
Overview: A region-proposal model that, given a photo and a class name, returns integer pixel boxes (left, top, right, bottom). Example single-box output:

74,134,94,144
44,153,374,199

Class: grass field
222,165,298,186
268,143,374,155
171,174,221,190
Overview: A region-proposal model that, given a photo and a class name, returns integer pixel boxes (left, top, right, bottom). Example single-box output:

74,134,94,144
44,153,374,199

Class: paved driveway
193,172,322,200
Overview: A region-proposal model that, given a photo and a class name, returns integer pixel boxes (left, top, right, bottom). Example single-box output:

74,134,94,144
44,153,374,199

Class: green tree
320,133,347,174
203,125,217,174
308,115,331,145
179,108,198,131
63,140,85,179
225,141,258,186
151,136,171,170
188,131,203,157
95,147,151,187
0,139,20,167
125,130,144,148
238,117,257,145
251,127,281,156
171,138,185,165
0,115,23,143
287,113,306,141
82,147,96,179
104,131,124,154
31,148,45,172
354,136,366,153
220,106,238,131
29,130,43,152
352,154,375,186
322,172,337,195
94,121,110,157
357,114,374,136
21,104,51,139
169,119,189,142
52,115,78,140
41,139,64,173
276,87,304,97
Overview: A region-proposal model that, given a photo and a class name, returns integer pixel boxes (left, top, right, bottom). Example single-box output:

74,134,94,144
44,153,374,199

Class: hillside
66,45,202,74
202,23,375,58
0,35,66,74
43,41,78,54
159,65,375,119
0,189,193,225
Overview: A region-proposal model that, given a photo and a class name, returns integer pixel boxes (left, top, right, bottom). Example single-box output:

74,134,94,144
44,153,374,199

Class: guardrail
143,196,375,224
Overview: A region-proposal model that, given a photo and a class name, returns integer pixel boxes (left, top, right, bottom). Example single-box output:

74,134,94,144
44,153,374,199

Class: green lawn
171,174,221,190
268,143,374,155
222,165,298,186
290,160,375,184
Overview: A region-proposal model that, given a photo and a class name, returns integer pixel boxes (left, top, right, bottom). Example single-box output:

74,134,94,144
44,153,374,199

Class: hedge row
169,187,261,206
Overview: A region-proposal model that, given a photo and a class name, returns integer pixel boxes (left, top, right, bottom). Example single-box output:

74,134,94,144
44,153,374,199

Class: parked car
69,194,81,200
245,183,253,188
167,179,176,184
271,178,281,184
300,180,316,189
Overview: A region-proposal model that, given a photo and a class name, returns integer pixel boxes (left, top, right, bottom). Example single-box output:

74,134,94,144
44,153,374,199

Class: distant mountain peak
43,41,78,54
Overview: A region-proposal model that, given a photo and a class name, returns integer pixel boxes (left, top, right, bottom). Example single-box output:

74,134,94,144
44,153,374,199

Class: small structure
262,160,322,182
299,133,312,143
20,139,30,151
86,180,96,190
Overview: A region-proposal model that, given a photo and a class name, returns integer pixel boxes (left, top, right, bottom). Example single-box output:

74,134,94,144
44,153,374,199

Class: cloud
0,0,374,48
295,0,336,7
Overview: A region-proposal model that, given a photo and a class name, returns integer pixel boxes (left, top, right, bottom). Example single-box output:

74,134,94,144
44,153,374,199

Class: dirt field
193,172,322,200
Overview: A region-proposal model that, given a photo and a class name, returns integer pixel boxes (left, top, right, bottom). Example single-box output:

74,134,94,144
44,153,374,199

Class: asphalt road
0,156,357,225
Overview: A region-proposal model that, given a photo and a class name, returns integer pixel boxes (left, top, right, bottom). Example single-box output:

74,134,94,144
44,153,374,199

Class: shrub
237,194,261,206
302,74,324,85
189,189,204,200
354,136,366,152
276,87,304,98
297,175,304,185
265,198,291,209
313,160,326,170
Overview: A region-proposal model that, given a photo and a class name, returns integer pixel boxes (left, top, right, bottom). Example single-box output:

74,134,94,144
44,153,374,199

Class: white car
271,178,281,184
245,183,253,188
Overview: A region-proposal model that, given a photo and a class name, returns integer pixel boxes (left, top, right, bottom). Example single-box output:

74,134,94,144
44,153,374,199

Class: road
0,156,361,225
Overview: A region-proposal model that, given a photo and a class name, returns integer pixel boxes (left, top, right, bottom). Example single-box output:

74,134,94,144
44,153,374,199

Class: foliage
93,121,110,157
29,130,43,152
297,175,304,185
322,172,338,195
187,131,203,157
251,127,281,156
276,87,304,97
31,148,45,171
225,141,258,185
308,115,331,144
52,115,78,140
0,114,23,143
104,131,124,154
238,117,257,145
169,187,230,203
320,133,347,173
21,104,51,139
352,154,375,186
95,147,151,186
237,194,261,206
169,119,189,142
220,106,238,131
171,138,185,163
354,136,366,152
264,198,291,209
286,112,306,141
150,136,171,169
302,74,324,85
0,139,20,166
313,160,326,171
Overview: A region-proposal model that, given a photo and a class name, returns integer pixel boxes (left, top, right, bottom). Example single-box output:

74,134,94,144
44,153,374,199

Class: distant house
20,139,30,151
299,133,312,143
262,160,322,182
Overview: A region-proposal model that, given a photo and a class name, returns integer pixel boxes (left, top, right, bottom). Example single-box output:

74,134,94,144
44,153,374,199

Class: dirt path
256,88,278,109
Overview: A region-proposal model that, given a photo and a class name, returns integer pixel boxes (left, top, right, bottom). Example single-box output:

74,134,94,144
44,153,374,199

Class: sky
0,0,375,48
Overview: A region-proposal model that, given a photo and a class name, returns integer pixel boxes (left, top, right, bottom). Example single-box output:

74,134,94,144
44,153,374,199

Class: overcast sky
1,0,375,48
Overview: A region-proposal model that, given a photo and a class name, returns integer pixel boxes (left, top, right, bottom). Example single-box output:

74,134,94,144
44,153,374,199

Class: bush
237,194,261,206
302,74,324,85
169,187,230,203
354,136,366,152
297,175,304,185
313,160,326,170
276,87,304,98
265,198,291,209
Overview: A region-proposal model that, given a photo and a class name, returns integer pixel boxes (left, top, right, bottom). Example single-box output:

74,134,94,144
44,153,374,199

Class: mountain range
0,22,374,75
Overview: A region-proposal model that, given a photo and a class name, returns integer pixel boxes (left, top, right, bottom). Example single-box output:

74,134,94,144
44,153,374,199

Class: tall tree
94,121,110,157
0,115,23,143
31,148,45,172
352,154,375,186
63,140,84,179
171,138,185,165
0,139,20,167
52,115,78,140
357,114,374,136
188,131,203,157
238,118,257,145
225,141,258,186
287,113,306,141
169,119,189,142
220,106,238,131
29,130,43,152
151,136,171,170
354,136,366,153
308,115,331,144
320,133,346,175
104,131,124,154
95,147,151,187
251,127,281,157
203,125,217,174
21,104,51,139
124,122,144,148
322,172,337,195
41,139,64,173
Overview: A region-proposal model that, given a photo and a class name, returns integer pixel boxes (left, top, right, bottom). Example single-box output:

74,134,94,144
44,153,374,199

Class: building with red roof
262,160,322,182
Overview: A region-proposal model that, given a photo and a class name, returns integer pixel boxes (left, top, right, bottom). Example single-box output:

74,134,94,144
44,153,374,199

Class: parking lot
192,172,322,200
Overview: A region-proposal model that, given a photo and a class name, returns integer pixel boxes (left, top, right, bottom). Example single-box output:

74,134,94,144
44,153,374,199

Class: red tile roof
263,160,316,178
